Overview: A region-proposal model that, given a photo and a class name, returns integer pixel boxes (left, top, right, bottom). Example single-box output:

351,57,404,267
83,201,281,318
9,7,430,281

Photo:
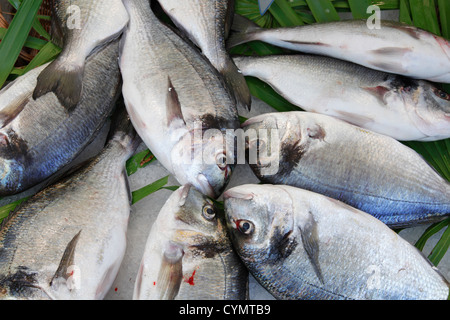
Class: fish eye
216,152,227,170
202,204,216,220
236,219,254,235
433,87,450,101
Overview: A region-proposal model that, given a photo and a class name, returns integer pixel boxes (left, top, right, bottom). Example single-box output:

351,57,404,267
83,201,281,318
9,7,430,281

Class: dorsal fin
50,230,82,287
0,93,30,129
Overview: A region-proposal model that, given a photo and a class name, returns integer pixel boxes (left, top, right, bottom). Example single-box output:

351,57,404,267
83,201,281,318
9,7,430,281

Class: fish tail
107,101,142,155
222,57,252,111
32,58,84,111
226,14,262,49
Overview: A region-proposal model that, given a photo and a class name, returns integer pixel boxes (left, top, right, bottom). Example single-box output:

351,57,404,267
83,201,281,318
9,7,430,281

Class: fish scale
0,40,122,196
233,54,450,141
224,184,450,300
133,184,248,300
243,112,450,228
33,0,129,110
157,0,251,111
0,106,140,300
120,0,240,198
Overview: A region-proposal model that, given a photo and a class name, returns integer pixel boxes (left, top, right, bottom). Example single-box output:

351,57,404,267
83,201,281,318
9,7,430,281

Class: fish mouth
195,174,216,198
223,188,254,200
241,117,264,128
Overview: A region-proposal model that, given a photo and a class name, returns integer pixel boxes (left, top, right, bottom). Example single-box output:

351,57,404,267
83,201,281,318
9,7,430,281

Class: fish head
170,184,229,253
401,80,450,140
171,129,234,199
223,184,295,264
242,113,306,178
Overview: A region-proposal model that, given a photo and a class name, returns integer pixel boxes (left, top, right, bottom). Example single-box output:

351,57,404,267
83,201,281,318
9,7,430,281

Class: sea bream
33,0,129,110
233,54,450,142
119,0,240,198
242,111,450,228
0,40,122,197
224,184,450,300
157,0,251,111
0,107,140,300
133,184,248,300
228,17,450,83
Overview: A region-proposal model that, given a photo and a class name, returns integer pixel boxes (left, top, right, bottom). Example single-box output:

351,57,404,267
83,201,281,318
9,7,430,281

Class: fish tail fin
226,14,262,49
107,99,142,155
32,58,84,111
222,57,252,111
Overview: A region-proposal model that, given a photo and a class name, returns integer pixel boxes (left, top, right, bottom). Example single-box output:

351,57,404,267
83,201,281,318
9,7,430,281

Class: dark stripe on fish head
0,266,40,299
0,129,29,195
174,186,230,258
412,82,450,137
224,185,296,266
271,139,306,178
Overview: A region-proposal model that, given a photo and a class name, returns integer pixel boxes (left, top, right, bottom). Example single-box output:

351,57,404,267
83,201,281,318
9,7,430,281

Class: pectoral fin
166,77,185,127
50,230,82,287
156,242,184,300
0,93,30,129
298,213,324,284
362,85,390,105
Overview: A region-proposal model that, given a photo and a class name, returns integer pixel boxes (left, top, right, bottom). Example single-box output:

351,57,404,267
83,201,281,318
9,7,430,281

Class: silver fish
33,0,129,110
0,40,122,197
242,111,450,228
157,0,251,111
228,17,450,83
233,54,450,142
224,184,450,300
0,107,140,300
133,184,248,300
119,0,240,198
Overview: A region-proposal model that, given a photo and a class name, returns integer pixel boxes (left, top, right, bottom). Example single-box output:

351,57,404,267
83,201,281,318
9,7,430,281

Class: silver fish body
242,111,450,228
228,17,450,83
157,0,251,111
224,184,450,300
0,40,122,197
233,54,450,142
133,184,248,300
0,107,140,300
119,0,240,198
33,0,129,109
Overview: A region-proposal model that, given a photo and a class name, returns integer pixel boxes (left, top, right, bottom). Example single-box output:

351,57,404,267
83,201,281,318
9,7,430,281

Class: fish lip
223,189,254,200
241,117,264,128
195,174,216,198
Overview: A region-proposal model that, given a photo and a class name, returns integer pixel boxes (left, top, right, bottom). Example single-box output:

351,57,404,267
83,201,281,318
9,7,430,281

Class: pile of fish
0,0,449,300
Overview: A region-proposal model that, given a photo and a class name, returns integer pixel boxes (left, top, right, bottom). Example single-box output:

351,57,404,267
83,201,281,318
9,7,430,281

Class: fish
242,111,450,228
157,0,252,111
233,54,450,142
133,184,248,300
0,39,122,197
32,0,129,110
119,0,240,199
0,106,141,300
227,16,450,83
223,184,450,300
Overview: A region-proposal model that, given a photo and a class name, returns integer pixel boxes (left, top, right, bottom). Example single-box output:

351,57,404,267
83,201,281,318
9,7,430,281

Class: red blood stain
184,270,196,286
114,287,118,292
